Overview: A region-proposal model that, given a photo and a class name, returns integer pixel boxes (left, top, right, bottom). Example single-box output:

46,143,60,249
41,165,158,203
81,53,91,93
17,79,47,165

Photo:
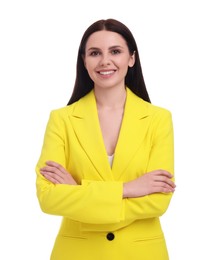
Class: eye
111,49,121,55
89,51,101,56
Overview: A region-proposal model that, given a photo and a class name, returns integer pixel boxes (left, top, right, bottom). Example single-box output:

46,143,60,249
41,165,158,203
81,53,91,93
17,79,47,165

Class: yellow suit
36,87,174,260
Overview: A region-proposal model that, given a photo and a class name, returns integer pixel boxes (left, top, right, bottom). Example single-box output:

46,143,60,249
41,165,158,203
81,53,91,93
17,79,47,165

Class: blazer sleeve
36,110,124,224
36,108,174,225
123,109,175,221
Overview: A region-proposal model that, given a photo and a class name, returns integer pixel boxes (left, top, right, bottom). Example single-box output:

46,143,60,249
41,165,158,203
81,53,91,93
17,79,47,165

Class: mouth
98,70,116,76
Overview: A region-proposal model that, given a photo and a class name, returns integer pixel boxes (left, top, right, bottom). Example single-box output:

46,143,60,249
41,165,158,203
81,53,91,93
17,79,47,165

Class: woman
36,18,175,260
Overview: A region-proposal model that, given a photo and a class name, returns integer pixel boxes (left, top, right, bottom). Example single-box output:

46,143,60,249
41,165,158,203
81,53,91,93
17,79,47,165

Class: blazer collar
70,87,151,180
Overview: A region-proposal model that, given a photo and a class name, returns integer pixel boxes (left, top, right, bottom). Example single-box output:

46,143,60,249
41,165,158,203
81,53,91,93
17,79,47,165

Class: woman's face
83,30,135,90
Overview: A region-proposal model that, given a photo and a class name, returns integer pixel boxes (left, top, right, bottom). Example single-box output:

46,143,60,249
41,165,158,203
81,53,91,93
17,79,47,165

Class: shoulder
49,103,76,119
128,92,174,131
127,87,172,119
148,102,172,118
48,90,94,120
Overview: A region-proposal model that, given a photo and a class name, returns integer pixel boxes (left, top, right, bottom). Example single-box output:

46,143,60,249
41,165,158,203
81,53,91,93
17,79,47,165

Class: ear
128,51,136,68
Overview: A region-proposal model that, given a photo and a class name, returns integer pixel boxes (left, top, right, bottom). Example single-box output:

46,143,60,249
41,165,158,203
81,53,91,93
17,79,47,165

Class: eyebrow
87,45,123,52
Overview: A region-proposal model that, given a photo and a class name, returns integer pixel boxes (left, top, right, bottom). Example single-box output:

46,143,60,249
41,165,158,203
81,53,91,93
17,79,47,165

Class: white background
0,0,209,259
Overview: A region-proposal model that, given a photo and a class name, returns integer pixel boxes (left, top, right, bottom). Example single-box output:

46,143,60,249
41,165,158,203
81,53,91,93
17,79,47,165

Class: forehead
85,30,127,49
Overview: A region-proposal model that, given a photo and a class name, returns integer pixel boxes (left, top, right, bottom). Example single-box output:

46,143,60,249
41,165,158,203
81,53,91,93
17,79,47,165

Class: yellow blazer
36,87,174,260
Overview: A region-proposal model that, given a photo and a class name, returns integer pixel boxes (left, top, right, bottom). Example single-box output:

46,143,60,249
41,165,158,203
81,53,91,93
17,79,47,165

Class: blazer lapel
111,88,151,180
69,88,151,181
70,90,113,181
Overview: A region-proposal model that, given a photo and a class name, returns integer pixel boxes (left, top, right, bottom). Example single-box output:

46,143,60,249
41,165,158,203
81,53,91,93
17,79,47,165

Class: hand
40,161,77,185
123,169,175,198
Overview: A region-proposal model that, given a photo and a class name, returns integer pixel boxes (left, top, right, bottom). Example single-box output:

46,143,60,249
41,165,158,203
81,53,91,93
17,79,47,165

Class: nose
99,53,111,66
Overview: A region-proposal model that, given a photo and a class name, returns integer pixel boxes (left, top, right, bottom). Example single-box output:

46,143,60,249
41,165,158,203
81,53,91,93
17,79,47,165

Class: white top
108,154,114,167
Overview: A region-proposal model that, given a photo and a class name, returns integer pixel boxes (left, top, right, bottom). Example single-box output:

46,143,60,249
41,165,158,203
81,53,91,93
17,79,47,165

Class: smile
98,70,115,75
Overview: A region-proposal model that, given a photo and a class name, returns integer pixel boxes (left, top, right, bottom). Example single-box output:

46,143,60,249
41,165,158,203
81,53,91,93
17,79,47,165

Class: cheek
85,65,94,77
84,62,96,81
119,59,132,71
116,56,132,67
84,58,95,71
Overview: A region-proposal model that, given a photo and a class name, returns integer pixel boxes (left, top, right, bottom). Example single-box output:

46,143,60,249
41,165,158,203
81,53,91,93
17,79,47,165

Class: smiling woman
84,30,135,94
35,18,175,260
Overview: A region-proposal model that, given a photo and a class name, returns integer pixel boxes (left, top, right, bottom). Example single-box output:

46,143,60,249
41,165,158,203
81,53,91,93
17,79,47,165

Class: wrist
123,182,129,198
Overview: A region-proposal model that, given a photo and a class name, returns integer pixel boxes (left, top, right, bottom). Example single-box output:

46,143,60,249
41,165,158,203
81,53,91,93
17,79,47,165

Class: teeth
99,71,114,75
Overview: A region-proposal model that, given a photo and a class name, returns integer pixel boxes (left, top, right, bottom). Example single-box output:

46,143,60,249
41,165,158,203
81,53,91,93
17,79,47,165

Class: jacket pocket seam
133,234,164,242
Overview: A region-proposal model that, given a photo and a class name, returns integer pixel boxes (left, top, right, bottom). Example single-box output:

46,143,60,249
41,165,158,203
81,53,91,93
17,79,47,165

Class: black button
106,232,115,241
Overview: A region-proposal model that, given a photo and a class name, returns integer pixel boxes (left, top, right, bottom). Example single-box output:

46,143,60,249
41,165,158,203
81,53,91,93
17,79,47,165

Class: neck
94,86,127,109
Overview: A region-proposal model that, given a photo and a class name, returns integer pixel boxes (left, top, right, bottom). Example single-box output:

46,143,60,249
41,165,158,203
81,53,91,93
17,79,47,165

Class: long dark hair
67,18,151,105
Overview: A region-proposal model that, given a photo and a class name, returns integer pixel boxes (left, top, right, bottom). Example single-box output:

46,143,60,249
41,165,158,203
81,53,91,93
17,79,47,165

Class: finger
45,160,60,167
152,185,175,194
40,169,64,183
153,169,173,178
45,161,67,175
154,181,175,192
155,176,176,188
40,166,66,178
41,165,61,173
40,171,60,184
